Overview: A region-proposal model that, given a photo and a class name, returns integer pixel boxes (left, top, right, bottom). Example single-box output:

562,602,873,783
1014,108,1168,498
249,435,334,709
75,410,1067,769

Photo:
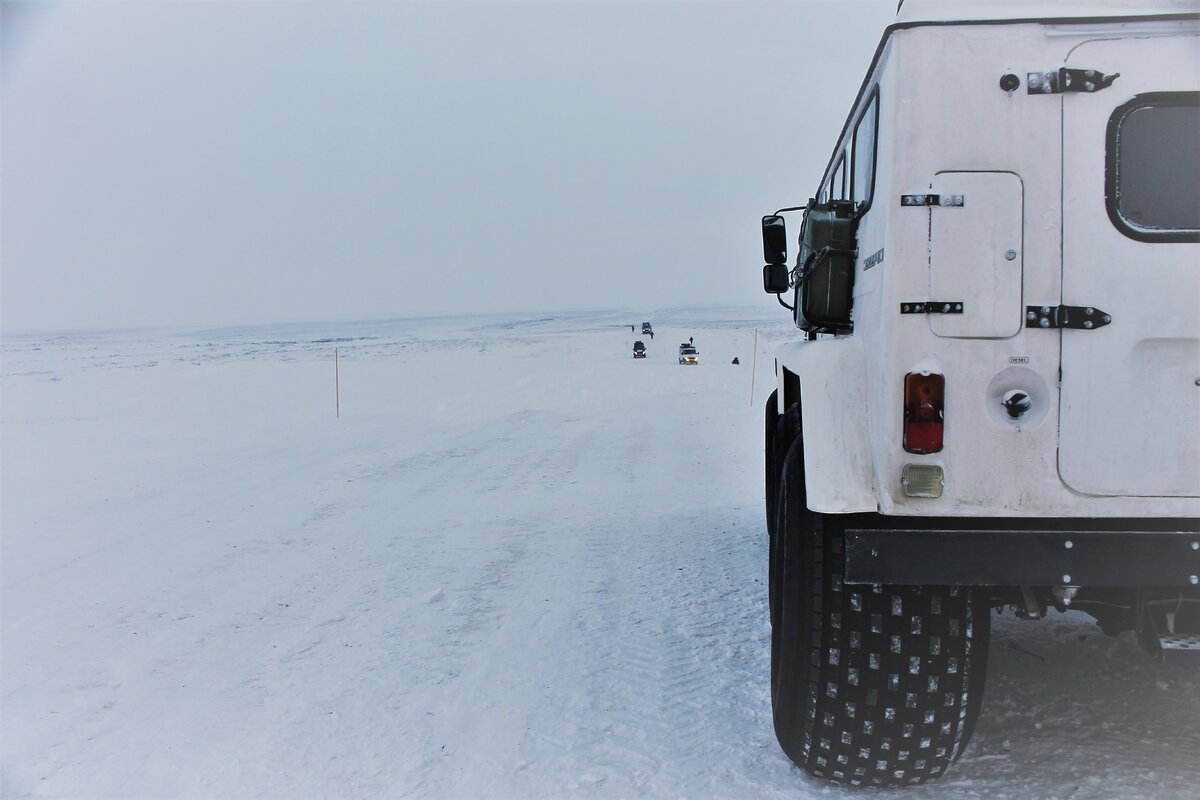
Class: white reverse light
901,464,944,498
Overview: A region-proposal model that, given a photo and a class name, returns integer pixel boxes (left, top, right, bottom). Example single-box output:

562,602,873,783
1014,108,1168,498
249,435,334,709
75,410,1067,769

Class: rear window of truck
1106,92,1200,242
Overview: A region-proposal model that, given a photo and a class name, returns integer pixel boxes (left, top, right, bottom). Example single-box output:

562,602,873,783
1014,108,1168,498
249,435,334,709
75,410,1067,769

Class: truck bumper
844,519,1200,587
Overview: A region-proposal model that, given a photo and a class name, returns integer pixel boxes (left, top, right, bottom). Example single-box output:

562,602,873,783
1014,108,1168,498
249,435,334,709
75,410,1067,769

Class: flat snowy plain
2,309,1197,799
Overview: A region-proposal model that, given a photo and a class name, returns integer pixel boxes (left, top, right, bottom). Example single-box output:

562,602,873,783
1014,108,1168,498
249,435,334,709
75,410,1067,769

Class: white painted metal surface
774,6,1200,518
929,171,1024,339
779,337,878,513
896,0,1200,25
1058,34,1200,497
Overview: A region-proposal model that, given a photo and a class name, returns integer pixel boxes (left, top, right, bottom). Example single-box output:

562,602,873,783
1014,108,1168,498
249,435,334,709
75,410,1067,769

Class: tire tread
772,444,989,787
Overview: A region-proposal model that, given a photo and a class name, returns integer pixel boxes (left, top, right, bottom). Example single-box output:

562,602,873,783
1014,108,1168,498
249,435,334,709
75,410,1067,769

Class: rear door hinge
1026,305,1112,330
902,302,964,315
1027,68,1119,95
901,194,964,207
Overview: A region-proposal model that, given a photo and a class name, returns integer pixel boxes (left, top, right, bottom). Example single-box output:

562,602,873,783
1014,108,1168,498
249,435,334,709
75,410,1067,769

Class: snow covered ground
2,309,1197,799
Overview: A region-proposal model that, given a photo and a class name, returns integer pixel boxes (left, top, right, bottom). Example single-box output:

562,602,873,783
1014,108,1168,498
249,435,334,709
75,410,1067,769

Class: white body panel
777,337,878,513
896,0,1200,25
1058,35,1200,497
929,172,1024,339
775,9,1200,518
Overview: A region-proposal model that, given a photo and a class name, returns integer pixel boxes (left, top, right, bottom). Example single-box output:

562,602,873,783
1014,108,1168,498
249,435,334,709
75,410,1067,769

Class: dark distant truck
633,341,647,358
641,321,653,335
758,0,1199,789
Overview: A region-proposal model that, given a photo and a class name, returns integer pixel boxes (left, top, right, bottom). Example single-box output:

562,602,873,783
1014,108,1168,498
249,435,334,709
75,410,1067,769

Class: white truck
759,0,1199,787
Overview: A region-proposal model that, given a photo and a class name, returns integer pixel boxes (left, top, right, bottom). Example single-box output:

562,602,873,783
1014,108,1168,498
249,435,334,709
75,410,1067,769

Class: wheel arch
777,337,878,513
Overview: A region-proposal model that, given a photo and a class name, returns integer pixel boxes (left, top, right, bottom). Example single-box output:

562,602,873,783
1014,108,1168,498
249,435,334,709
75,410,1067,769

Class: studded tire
771,439,990,787
768,401,803,632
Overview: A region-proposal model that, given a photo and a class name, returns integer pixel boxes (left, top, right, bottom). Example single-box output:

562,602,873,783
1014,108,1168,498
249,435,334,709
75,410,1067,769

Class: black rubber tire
765,390,780,540
771,442,990,787
768,402,802,632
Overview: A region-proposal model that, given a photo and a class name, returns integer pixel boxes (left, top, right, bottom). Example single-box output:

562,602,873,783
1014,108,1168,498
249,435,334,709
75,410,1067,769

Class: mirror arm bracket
776,294,795,312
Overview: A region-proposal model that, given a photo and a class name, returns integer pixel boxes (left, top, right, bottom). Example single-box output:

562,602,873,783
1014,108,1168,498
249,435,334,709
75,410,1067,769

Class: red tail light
904,372,944,454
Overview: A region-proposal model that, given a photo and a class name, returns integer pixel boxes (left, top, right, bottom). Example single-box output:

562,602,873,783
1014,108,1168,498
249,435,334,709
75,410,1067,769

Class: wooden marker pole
335,347,340,418
750,327,758,407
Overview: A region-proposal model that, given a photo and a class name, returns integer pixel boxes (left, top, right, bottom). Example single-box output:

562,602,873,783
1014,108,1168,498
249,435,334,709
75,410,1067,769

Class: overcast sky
1,0,897,333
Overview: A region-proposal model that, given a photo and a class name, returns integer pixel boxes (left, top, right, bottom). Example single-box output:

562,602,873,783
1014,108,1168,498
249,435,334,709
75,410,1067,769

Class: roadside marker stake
750,327,758,407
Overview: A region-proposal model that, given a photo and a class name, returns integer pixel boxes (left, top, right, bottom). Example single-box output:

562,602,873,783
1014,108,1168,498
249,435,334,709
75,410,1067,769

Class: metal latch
902,302,964,315
1026,305,1112,329
901,194,964,207
1027,68,1119,94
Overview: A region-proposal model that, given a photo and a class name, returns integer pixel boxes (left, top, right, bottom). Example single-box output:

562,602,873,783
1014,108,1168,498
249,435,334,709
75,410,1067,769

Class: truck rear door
1058,33,1200,497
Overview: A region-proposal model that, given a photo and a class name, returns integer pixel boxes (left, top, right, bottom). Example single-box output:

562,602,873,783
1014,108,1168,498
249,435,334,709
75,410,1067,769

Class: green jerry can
795,199,857,333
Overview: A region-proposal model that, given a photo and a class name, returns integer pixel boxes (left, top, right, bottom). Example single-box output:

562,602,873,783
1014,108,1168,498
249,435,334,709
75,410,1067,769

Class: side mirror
762,215,787,265
763,263,790,294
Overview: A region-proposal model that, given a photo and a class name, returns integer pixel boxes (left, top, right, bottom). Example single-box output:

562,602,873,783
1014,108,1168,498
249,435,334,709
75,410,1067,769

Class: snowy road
2,310,1198,798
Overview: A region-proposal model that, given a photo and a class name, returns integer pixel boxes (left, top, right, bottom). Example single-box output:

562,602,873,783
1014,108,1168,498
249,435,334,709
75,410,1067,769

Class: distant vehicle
633,341,647,358
678,344,698,365
641,322,653,334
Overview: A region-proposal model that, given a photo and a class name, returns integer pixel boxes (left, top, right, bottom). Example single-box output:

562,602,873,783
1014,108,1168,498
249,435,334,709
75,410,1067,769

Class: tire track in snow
401,410,607,797
483,363,796,798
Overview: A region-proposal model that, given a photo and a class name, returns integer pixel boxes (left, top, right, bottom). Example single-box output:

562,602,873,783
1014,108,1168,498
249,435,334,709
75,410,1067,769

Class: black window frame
849,87,879,215
814,85,880,216
1105,91,1200,244
833,153,847,200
